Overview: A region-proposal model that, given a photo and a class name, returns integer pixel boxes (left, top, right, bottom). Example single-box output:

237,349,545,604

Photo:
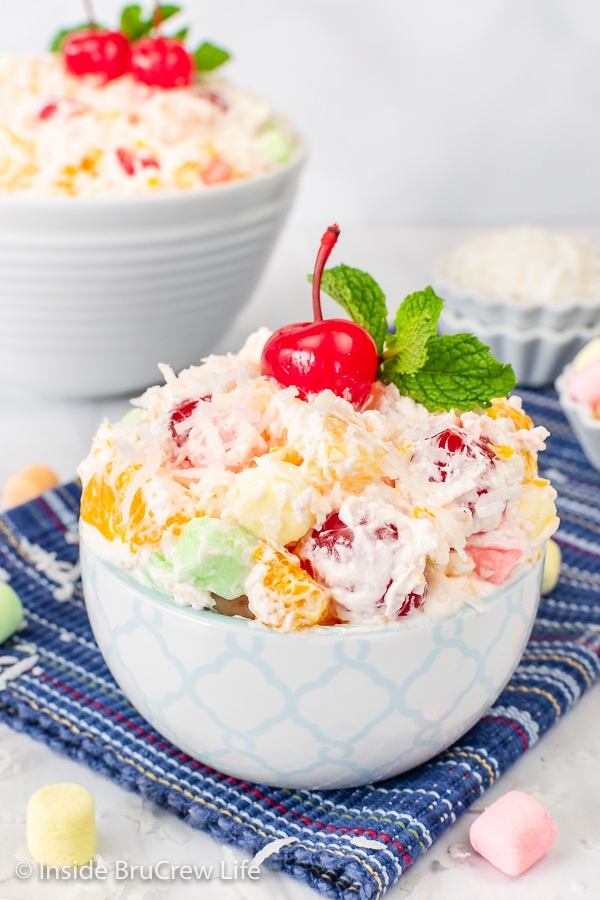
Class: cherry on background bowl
0,144,305,399
81,536,544,790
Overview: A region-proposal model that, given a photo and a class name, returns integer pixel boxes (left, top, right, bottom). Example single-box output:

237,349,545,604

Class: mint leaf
194,42,231,72
120,5,147,41
50,24,102,51
384,334,516,412
380,286,443,377
308,264,388,355
120,4,181,42
171,27,189,41
157,4,181,23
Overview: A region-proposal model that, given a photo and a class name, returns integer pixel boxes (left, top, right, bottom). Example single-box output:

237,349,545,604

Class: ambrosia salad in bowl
0,3,304,398
79,226,559,788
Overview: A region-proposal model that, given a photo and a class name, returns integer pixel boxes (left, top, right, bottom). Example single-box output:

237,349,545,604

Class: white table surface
1,225,599,900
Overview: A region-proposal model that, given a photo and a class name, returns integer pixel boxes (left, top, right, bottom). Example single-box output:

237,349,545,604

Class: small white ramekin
434,274,600,331
556,367,600,471
438,307,600,388
0,145,305,399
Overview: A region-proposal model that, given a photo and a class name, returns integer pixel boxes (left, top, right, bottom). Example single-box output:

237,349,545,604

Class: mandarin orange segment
489,398,534,431
81,464,189,548
80,470,118,541
248,544,329,630
306,416,386,493
489,443,514,460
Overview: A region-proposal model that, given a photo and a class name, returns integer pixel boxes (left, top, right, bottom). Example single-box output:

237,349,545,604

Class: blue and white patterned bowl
81,540,543,789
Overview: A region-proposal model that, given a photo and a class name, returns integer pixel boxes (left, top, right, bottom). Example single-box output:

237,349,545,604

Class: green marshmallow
144,553,174,594
117,408,149,429
258,123,295,164
171,518,258,600
0,583,24,645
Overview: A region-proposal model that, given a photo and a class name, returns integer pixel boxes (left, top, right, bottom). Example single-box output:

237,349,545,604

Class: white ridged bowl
433,273,600,331
439,307,600,388
0,145,305,399
556,367,600,472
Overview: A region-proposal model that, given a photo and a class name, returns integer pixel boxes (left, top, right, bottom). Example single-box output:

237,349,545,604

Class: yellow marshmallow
518,482,559,541
26,783,97,866
541,539,561,595
232,458,314,545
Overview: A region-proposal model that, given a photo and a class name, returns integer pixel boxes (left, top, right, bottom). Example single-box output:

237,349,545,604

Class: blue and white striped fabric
0,387,598,899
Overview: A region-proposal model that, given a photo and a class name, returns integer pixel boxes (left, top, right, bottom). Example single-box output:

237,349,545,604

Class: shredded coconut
0,654,38,689
436,226,600,305
22,537,81,601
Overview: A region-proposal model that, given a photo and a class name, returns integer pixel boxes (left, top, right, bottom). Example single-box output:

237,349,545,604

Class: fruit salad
78,226,559,630
0,4,296,197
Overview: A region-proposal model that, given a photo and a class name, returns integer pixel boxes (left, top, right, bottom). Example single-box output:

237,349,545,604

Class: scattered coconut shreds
21,537,80,601
448,842,472,861
251,836,299,867
350,835,389,850
0,654,38,690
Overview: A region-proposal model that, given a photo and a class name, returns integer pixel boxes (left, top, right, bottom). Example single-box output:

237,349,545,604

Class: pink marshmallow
570,359,600,407
466,545,523,585
469,790,558,876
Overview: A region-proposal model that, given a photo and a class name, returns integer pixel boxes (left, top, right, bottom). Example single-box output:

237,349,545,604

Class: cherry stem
83,0,96,27
312,224,340,322
154,1,162,35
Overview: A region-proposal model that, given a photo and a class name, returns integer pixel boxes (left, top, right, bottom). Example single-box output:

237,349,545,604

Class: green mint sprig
193,42,231,72
310,267,517,412
50,24,105,52
49,4,231,73
119,4,181,42
380,286,442,376
308,264,388,354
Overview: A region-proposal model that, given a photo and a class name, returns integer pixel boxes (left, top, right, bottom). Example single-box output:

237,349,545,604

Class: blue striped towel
0,387,598,899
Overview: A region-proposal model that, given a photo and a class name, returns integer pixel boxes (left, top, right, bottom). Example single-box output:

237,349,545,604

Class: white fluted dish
0,145,305,399
556,368,600,472
433,273,600,331
438,308,600,388
81,537,543,790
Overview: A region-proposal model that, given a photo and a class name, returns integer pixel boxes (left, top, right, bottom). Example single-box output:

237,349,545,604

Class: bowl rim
440,305,600,342
81,537,543,640
0,139,307,209
433,269,600,313
556,367,600,430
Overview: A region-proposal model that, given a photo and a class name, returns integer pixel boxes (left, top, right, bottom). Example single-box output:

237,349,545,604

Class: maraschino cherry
301,511,426,618
260,224,379,407
130,37,194,88
63,29,131,81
